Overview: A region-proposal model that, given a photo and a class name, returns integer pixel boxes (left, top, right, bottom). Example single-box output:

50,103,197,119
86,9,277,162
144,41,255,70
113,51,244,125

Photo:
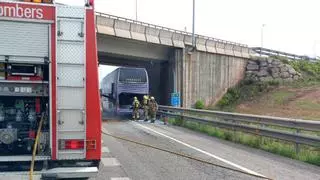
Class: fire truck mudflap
0,0,101,179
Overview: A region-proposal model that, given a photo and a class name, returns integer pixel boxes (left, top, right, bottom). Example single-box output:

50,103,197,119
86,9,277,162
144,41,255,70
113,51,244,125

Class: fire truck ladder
56,5,87,160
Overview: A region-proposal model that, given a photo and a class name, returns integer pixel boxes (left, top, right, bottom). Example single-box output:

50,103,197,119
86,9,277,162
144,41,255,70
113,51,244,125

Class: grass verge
296,100,320,110
271,91,295,105
167,118,320,166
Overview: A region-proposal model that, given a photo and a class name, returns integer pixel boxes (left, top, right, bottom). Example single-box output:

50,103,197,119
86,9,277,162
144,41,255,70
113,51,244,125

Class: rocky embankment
245,57,301,82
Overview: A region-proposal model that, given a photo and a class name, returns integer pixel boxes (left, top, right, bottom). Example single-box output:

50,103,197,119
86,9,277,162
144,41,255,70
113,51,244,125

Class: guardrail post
159,113,163,122
164,116,168,125
260,123,265,145
232,120,237,142
295,129,301,154
180,112,185,125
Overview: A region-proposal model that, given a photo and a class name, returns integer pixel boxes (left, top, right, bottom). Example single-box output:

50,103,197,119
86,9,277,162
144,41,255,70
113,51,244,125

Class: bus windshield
119,68,147,83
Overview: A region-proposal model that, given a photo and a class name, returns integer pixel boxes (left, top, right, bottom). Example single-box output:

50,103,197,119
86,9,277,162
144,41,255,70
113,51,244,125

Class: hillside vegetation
213,57,320,120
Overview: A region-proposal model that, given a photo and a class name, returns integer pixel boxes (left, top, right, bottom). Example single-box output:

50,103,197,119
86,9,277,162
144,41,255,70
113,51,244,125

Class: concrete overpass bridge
96,12,250,107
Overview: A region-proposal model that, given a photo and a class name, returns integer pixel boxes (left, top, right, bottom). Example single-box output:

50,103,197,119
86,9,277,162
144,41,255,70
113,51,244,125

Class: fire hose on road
29,113,45,180
102,129,273,180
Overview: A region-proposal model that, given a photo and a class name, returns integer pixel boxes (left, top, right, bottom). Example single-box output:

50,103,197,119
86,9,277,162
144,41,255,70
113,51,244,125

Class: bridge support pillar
170,48,184,107
180,48,248,108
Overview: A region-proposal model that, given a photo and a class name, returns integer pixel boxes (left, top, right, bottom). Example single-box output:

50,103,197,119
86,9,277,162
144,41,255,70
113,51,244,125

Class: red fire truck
0,0,101,179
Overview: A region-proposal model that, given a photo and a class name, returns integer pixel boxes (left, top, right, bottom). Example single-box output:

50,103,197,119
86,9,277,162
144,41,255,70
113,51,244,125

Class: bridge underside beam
97,34,174,61
98,52,166,66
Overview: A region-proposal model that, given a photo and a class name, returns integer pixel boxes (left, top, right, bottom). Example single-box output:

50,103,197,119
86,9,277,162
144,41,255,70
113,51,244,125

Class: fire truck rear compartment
0,60,50,157
0,96,50,156
0,58,55,176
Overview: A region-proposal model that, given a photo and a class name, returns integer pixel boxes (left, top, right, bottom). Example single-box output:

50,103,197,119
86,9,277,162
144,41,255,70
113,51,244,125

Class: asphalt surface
93,119,320,180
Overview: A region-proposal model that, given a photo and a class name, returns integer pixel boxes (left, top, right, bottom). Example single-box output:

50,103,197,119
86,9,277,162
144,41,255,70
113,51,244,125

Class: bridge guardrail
251,47,318,61
95,12,250,58
158,106,320,150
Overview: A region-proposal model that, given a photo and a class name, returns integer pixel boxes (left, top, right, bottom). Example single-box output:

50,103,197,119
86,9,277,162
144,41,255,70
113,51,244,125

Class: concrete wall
182,51,247,107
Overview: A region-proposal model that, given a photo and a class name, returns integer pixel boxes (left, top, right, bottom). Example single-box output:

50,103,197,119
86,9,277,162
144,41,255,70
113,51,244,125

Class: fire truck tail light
25,0,53,3
32,0,42,3
59,139,84,150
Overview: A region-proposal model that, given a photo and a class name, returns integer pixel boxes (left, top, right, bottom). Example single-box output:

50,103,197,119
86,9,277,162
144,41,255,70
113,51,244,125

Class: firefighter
132,96,140,121
142,95,149,121
148,96,158,123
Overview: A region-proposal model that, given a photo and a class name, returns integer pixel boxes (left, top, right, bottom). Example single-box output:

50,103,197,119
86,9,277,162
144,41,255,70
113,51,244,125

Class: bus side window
111,83,115,97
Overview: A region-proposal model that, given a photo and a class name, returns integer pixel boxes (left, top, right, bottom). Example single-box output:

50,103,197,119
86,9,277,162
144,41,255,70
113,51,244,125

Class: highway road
94,119,320,180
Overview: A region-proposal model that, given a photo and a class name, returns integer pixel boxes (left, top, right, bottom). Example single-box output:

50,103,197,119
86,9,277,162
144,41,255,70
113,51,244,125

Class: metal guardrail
158,106,320,149
95,12,248,47
251,47,318,61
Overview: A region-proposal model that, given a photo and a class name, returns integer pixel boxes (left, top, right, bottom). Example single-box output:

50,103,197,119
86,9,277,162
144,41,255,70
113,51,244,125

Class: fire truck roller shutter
0,21,49,63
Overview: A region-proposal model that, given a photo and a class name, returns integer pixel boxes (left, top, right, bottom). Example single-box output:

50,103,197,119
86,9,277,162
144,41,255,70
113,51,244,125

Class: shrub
174,117,184,126
267,80,280,86
288,60,320,75
270,55,289,64
217,87,240,107
195,100,205,109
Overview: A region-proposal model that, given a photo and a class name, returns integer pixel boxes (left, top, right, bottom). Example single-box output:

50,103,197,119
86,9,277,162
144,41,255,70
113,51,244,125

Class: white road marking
135,123,266,178
101,158,121,167
102,146,110,153
102,128,109,133
110,178,131,180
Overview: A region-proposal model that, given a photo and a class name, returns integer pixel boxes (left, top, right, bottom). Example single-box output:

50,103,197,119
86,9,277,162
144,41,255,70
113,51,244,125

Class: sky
56,0,320,81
